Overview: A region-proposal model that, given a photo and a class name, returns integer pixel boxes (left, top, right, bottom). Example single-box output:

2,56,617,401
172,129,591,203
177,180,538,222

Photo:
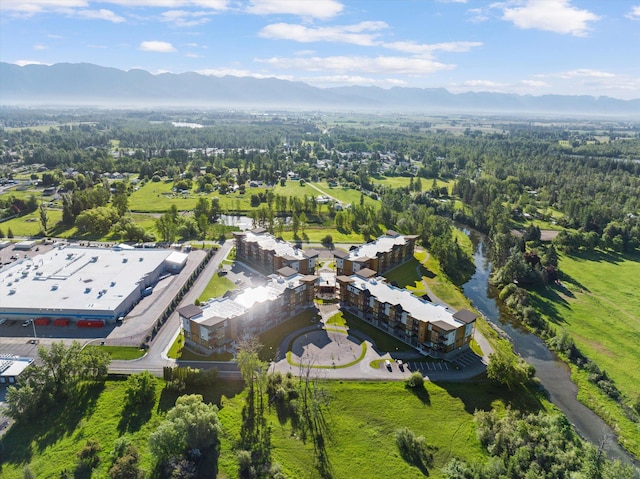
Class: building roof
452,309,477,324
0,245,176,318
193,273,315,328
346,275,468,330
240,230,309,260
354,268,377,279
177,304,203,319
332,249,349,259
277,266,298,278
0,356,34,378
432,320,457,332
165,251,188,267
344,233,414,262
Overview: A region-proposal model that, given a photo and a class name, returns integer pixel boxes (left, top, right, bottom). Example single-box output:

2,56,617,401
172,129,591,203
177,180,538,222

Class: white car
22,319,32,327
0,318,6,326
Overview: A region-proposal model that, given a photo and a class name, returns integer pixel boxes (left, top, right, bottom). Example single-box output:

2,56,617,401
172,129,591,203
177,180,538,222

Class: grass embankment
217,380,550,479
529,249,640,457
2,376,549,479
84,345,145,360
197,273,236,302
0,377,245,479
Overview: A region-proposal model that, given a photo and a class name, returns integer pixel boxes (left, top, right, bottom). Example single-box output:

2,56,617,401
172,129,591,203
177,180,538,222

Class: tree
123,371,156,409
7,227,14,238
149,394,222,460
39,203,49,234
487,340,533,389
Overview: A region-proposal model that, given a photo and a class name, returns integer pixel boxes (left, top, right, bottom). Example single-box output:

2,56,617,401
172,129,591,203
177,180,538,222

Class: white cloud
521,79,549,87
196,67,294,80
47,33,64,38
437,0,468,3
14,60,51,66
161,9,211,26
544,68,617,79
0,0,228,14
626,6,640,20
74,8,125,22
259,22,387,46
465,8,489,23
302,75,408,87
33,44,48,50
256,55,454,76
87,44,108,48
139,40,176,52
185,52,202,58
1,0,88,13
246,0,343,19
383,40,482,55
186,42,207,48
500,0,599,36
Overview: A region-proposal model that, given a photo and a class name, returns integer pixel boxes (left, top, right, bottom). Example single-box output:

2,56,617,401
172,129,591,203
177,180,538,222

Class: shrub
394,427,435,473
405,371,424,389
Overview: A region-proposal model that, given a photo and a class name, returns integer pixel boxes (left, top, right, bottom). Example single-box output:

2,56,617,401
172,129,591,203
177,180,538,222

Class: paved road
109,240,239,376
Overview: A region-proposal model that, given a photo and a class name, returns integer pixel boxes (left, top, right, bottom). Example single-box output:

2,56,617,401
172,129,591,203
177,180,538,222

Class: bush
394,427,435,473
321,234,333,245
405,371,424,389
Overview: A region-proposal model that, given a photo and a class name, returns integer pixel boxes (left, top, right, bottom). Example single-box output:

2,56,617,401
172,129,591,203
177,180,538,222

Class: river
460,227,639,467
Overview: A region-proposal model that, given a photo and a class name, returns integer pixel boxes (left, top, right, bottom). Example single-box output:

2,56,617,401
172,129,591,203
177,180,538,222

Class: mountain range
2,62,639,116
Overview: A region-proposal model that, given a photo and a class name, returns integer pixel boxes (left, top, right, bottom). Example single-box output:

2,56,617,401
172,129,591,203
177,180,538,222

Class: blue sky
1,0,639,99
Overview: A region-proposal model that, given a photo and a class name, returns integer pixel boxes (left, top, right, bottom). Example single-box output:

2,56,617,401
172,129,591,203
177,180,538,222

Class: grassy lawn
371,176,452,193
1,377,245,479
198,273,236,302
528,249,640,456
84,345,145,360
217,380,550,479
280,226,365,244
258,310,317,361
310,181,379,207
341,311,414,352
530,250,640,401
385,258,427,290
0,208,63,237
272,181,318,199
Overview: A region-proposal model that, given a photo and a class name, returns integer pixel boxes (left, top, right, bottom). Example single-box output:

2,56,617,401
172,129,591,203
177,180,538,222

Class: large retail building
0,244,187,324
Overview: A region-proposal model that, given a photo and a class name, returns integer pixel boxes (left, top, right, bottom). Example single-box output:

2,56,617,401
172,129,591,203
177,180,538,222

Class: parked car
0,318,7,326
384,359,392,371
22,319,33,327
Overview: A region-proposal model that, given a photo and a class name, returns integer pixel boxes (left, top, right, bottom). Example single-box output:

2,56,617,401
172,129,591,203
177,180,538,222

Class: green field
530,250,640,407
217,380,549,479
531,250,640,401
1,375,548,479
84,346,145,360
311,181,378,207
197,273,236,302
371,176,452,193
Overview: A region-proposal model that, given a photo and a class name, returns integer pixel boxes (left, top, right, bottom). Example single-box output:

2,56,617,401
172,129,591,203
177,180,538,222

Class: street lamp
31,318,37,341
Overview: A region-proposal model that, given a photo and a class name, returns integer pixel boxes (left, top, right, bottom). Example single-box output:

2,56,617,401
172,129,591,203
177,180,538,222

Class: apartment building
179,268,318,352
234,228,318,275
333,230,418,276
336,272,476,358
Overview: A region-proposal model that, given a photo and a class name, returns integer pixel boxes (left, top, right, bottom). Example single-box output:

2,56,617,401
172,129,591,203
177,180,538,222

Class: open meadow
529,250,640,457
216,380,549,479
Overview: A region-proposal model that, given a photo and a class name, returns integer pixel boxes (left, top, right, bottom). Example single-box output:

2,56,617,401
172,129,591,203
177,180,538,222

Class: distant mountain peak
1,62,638,116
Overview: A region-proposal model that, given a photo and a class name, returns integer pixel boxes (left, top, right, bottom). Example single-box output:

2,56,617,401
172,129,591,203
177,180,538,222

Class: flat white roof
196,274,310,327
347,234,409,261
243,231,306,260
0,356,34,377
348,276,463,329
0,245,174,317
